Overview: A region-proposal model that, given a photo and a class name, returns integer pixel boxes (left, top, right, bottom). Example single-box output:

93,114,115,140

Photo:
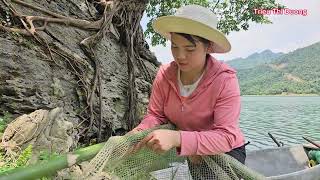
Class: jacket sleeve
135,68,168,130
177,75,243,156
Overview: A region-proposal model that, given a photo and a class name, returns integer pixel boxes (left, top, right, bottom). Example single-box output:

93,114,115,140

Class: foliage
145,0,284,46
0,111,13,133
0,144,33,173
16,144,33,167
227,42,320,95
0,145,57,179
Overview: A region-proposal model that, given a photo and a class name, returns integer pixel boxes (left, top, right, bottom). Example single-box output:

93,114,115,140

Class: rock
0,0,159,145
0,107,76,164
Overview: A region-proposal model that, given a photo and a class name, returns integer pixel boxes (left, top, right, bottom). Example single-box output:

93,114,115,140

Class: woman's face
171,33,209,73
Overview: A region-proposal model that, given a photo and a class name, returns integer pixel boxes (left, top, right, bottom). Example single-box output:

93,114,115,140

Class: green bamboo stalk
0,142,105,180
0,124,175,180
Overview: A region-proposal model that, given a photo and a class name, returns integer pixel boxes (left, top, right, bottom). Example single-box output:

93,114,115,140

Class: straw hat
152,5,231,53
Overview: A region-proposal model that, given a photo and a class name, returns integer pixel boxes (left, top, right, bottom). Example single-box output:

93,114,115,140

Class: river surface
240,96,320,151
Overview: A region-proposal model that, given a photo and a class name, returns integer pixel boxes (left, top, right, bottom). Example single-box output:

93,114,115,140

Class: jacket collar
160,55,235,98
160,55,236,99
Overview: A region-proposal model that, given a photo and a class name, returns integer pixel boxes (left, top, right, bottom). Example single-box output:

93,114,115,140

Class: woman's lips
179,62,188,66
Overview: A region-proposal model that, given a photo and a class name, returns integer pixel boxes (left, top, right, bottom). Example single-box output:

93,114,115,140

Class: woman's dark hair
174,32,210,47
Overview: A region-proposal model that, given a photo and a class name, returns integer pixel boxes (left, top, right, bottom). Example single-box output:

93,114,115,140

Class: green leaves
0,111,13,133
0,145,33,174
0,118,5,134
16,145,33,167
144,0,284,46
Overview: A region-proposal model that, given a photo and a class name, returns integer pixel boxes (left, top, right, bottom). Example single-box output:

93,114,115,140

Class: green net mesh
84,124,266,180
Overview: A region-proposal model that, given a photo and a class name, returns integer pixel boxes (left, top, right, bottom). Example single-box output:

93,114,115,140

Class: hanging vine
0,0,156,144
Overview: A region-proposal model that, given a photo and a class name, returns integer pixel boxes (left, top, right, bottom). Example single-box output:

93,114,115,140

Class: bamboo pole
0,142,105,180
0,124,175,180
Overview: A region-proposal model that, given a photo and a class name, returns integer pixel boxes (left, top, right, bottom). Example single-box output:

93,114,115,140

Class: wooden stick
268,132,283,147
302,136,320,149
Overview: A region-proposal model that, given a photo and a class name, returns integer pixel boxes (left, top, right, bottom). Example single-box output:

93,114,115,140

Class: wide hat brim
153,16,231,53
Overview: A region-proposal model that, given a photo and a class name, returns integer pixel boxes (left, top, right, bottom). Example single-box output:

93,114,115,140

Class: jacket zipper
169,81,185,112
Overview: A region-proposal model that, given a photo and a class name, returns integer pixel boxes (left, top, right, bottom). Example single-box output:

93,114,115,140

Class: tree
0,0,282,147
145,0,283,46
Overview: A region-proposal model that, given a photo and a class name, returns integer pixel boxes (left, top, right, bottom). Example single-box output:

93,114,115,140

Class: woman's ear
206,42,214,53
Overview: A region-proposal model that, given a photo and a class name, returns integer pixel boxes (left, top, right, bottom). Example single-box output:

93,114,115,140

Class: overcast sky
140,0,320,64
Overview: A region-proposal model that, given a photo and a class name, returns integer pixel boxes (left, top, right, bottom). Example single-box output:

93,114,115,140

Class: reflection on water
240,96,320,151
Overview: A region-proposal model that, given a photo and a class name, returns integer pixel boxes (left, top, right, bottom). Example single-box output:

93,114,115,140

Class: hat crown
175,5,218,29
152,4,231,53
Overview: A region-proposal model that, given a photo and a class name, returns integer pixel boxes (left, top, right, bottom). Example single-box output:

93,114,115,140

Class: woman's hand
127,127,142,135
138,129,181,154
126,127,144,154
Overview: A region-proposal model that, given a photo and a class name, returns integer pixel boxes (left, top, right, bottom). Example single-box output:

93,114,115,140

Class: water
240,96,320,151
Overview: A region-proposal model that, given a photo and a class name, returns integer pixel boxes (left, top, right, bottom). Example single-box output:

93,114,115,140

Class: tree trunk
0,0,160,145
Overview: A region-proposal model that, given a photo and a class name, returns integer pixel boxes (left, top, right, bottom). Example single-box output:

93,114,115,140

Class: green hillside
226,50,284,70
226,42,320,95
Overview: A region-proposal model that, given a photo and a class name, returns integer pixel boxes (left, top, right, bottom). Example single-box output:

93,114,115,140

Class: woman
131,4,246,176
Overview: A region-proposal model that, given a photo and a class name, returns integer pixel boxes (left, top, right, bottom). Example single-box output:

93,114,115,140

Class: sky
140,0,320,64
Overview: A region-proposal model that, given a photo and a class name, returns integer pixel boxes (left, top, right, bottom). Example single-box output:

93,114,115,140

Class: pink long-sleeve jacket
136,55,245,156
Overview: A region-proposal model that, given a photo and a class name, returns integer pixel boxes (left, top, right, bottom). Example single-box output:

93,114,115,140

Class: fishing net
84,124,266,180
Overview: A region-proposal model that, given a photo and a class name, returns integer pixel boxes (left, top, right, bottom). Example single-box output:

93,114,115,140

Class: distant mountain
229,42,320,95
226,50,284,70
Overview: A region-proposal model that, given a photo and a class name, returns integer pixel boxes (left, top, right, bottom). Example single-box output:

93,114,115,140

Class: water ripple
240,96,320,151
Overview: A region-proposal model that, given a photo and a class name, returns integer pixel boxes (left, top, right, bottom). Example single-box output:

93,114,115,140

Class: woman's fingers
132,143,140,152
128,131,171,154
152,143,165,154
128,140,145,154
127,143,139,155
139,133,154,146
146,138,159,149
140,133,164,153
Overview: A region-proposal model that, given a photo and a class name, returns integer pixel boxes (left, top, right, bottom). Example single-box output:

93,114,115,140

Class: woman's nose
176,50,186,59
